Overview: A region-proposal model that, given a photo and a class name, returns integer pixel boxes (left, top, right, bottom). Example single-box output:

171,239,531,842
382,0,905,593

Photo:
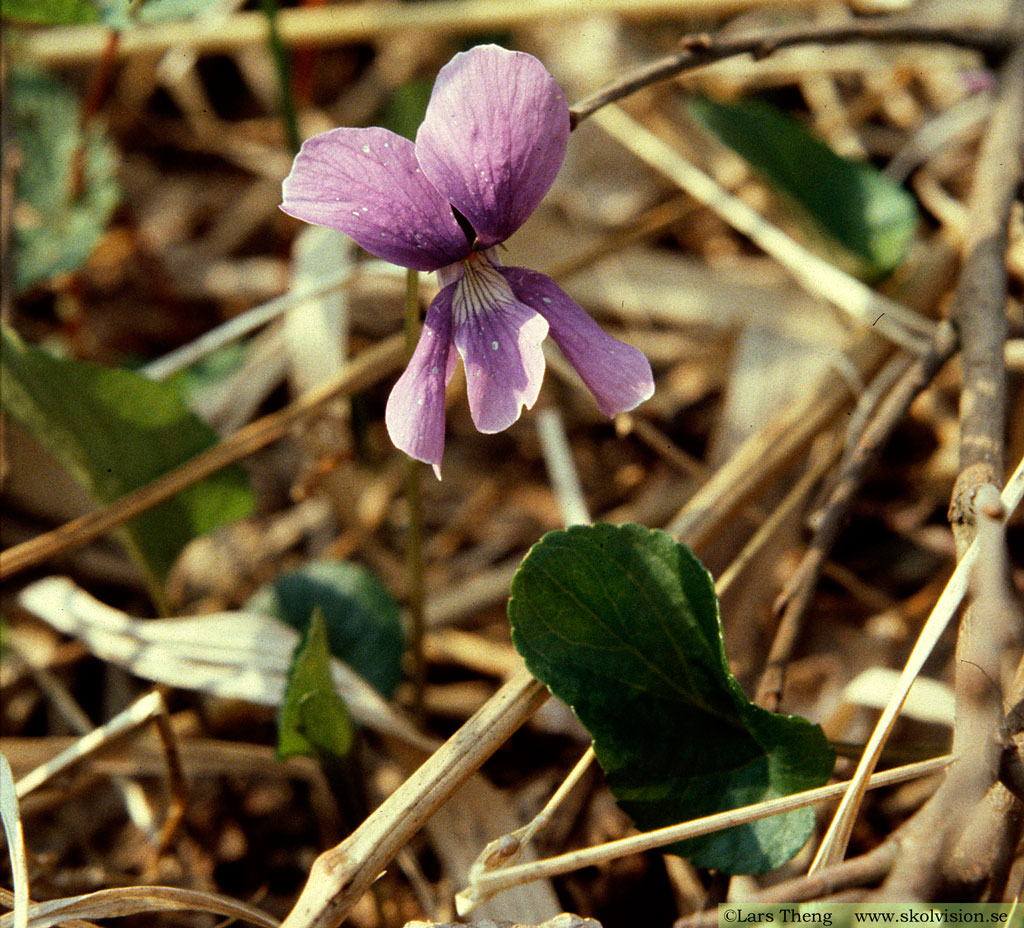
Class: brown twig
571,17,1015,127
874,490,1013,901
668,334,889,550
874,33,1024,901
0,333,405,582
757,322,959,711
947,34,1024,554
928,32,1024,899
941,492,1024,900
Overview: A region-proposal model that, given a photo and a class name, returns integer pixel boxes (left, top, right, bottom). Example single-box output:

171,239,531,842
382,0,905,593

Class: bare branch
758,323,958,711
572,17,1015,127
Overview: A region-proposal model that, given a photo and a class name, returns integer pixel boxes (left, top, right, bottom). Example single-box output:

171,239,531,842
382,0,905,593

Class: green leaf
689,96,918,278
0,326,257,600
10,70,120,293
247,560,404,699
278,608,355,761
1,0,97,25
509,523,834,874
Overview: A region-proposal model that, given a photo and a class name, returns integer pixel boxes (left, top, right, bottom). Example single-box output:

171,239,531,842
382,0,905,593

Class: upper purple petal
385,286,458,475
451,258,548,433
281,126,470,271
501,267,655,417
414,45,569,248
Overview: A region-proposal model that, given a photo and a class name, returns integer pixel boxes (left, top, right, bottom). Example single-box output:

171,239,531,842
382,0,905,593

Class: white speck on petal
491,340,499,350
361,145,370,153
541,297,553,304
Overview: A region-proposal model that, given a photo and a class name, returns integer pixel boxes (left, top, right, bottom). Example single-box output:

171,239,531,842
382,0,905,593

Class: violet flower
281,44,654,475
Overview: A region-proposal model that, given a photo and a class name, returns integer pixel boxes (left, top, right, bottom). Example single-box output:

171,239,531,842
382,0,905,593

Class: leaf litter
2,2,1023,927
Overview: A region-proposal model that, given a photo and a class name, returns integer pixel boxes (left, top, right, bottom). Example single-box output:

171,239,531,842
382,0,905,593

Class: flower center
451,252,516,329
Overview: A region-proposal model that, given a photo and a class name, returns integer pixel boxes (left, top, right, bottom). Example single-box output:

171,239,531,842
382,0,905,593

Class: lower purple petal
452,264,548,433
500,267,654,417
385,287,456,475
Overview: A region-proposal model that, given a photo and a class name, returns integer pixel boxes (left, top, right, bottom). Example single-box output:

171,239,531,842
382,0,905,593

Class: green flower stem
403,268,426,722
259,0,302,155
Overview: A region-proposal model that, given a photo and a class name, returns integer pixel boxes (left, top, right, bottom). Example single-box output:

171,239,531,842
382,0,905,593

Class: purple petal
415,45,569,248
385,287,457,474
282,127,470,271
452,259,549,433
501,267,654,417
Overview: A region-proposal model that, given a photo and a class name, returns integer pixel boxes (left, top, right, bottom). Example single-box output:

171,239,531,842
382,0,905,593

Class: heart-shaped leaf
509,523,834,873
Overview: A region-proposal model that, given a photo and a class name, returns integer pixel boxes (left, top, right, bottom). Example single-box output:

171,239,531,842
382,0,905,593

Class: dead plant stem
571,16,1015,126
881,32,1024,900
668,334,889,550
948,34,1024,551
759,322,959,711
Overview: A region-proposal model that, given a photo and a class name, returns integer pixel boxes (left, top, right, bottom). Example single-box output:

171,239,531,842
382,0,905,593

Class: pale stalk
403,268,427,723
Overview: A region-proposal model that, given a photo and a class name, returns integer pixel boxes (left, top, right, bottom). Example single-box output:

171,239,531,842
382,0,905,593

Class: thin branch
667,333,887,550
758,322,959,711
714,435,841,603
948,34,1024,554
571,17,1014,126
880,33,1024,899
877,485,1018,901
0,334,405,582
457,746,598,916
810,453,1024,873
